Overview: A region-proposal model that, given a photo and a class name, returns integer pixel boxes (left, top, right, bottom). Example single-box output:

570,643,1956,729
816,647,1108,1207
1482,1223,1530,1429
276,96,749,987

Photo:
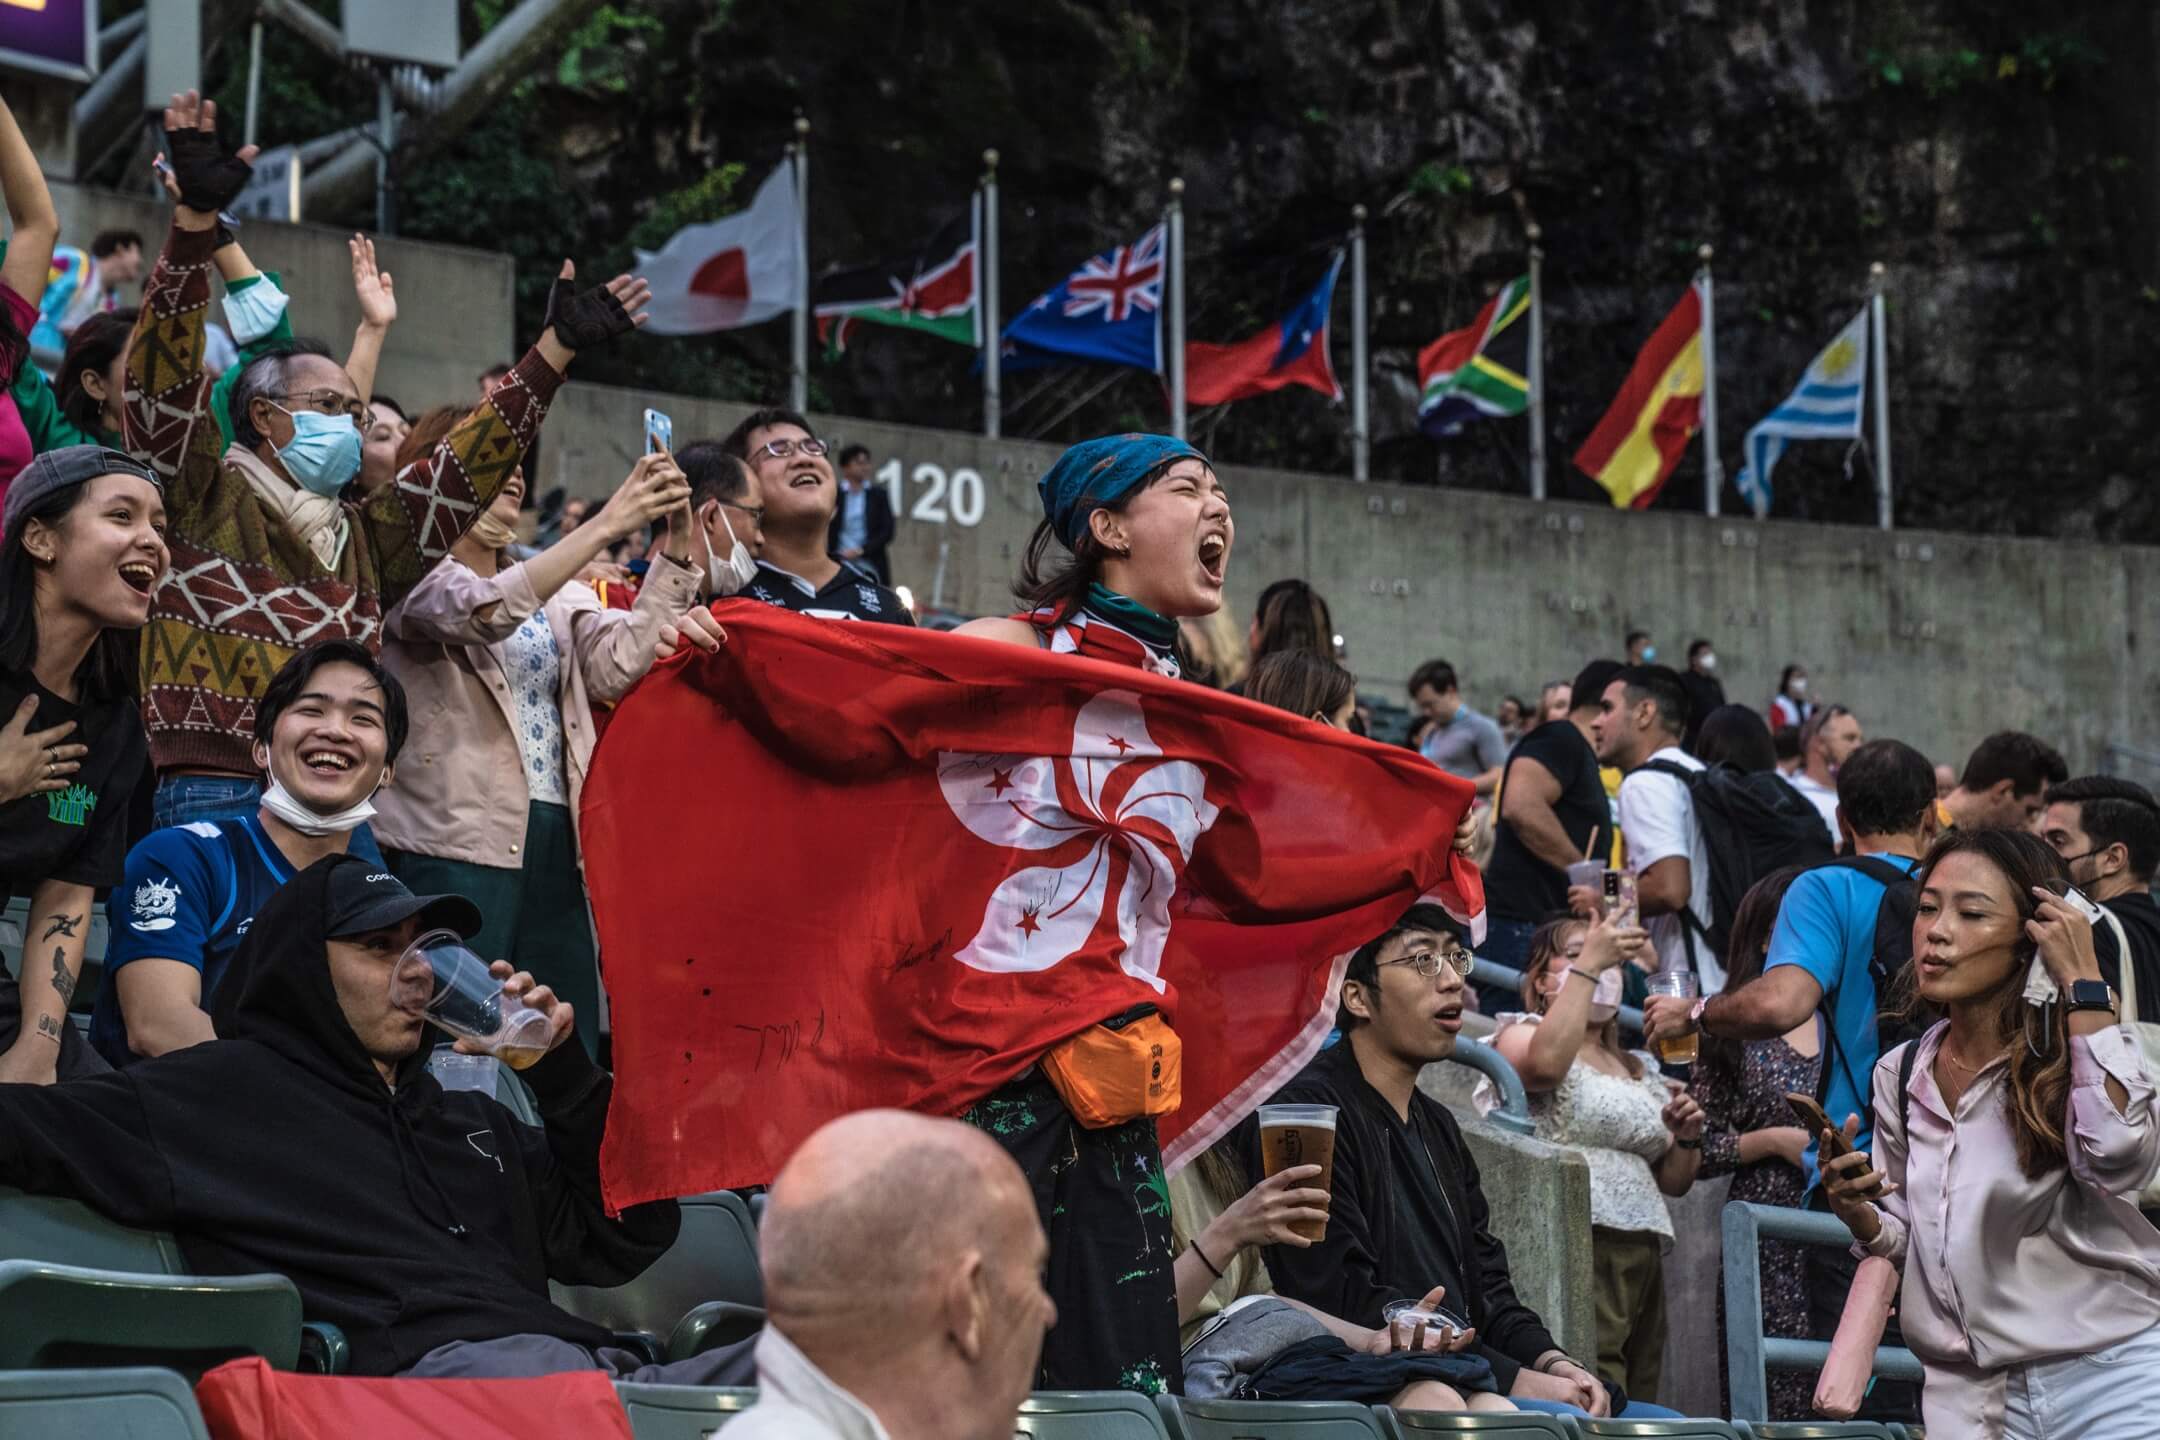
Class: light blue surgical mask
270,404,363,496
222,279,291,345
1641,644,1659,662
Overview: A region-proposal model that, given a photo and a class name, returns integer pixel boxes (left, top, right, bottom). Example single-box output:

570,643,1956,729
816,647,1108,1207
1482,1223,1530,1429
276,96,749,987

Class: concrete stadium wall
54,187,2146,770
542,378,2160,774
47,182,514,420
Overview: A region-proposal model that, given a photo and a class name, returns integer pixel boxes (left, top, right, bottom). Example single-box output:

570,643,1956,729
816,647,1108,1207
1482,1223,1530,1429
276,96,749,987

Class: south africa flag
1416,275,1531,438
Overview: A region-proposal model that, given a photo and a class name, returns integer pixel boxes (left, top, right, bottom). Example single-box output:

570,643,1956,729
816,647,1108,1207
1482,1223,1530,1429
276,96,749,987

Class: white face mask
1790,677,1810,696
259,753,380,836
702,504,759,597
1589,965,1625,1023
1698,652,1718,673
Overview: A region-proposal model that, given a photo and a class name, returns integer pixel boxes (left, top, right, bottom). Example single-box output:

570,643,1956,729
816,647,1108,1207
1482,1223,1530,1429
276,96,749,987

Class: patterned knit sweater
122,221,558,776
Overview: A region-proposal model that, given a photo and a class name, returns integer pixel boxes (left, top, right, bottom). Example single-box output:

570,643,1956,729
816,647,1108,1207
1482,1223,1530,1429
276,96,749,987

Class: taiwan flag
1000,225,1166,373
632,164,804,335
580,605,1483,1211
1185,253,1343,407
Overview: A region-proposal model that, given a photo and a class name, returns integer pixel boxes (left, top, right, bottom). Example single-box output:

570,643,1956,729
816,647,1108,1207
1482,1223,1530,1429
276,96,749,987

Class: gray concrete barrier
48,181,514,423
541,376,2158,774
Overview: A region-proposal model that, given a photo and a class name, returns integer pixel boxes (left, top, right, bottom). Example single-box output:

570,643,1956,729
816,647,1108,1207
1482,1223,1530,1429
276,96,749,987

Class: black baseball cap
1571,658,1625,713
323,863,483,940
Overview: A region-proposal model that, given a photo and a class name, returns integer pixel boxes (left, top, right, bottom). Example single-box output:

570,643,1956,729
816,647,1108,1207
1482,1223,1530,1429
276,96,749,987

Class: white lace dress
1492,1012,1677,1245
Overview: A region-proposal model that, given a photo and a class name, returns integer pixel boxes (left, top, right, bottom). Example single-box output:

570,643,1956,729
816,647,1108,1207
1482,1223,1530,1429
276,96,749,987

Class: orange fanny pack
1040,1013,1183,1130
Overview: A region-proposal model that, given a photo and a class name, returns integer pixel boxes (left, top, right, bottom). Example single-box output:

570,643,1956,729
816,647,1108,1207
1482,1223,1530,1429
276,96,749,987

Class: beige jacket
371,551,701,867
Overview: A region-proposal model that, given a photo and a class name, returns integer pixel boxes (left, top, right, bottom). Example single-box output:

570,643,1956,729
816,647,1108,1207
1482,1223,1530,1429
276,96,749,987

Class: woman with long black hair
1824,828,2160,1437
0,447,169,1083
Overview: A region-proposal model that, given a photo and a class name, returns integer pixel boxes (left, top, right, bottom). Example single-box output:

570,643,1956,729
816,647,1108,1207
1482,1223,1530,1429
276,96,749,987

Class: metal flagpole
1350,205,1369,482
981,149,1001,438
1698,243,1722,517
1870,261,1893,530
1527,224,1547,501
789,117,811,415
1167,178,1186,440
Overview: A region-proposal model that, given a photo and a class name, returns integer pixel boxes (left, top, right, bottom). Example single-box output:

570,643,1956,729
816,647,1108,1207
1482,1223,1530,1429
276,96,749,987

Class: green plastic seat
1166,1394,1391,1438
614,1382,759,1438
0,1366,210,1440
1378,1405,1578,1437
0,1184,338,1375
1735,1425,1896,1439
554,1190,764,1361
1575,1421,1743,1439
1016,1391,1175,1440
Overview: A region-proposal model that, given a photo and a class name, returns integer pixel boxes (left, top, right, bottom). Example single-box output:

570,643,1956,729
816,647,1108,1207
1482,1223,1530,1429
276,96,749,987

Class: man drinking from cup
0,852,755,1384
1249,903,1679,1419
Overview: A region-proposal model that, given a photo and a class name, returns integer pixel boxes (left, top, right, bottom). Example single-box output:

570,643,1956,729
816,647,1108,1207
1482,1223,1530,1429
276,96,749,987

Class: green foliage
555,5,670,94
1408,162,1473,199
625,165,749,253
1864,30,2101,100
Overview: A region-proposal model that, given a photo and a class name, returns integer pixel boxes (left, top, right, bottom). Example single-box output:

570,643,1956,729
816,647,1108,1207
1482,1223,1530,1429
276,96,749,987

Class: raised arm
342,235,395,403
124,93,259,489
0,92,60,317
359,261,651,610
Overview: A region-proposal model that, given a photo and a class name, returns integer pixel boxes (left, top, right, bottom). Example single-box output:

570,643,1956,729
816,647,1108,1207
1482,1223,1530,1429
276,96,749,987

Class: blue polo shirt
1764,852,1921,1194
90,814,380,1066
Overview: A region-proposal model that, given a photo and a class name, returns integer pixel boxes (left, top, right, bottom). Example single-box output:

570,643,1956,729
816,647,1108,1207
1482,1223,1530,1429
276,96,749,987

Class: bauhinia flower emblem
937,690,1220,993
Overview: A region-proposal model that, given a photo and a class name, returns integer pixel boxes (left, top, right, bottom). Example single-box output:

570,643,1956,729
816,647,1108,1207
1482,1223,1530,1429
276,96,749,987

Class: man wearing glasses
1252,903,1644,1419
720,409,913,627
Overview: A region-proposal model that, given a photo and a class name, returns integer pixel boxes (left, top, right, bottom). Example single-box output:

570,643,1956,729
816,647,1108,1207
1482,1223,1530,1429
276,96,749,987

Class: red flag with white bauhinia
579,605,1483,1211
632,164,803,335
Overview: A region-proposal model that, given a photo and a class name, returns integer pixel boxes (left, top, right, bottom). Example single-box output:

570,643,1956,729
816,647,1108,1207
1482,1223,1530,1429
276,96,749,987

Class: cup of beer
391,929,554,1069
1257,1103,1339,1241
1646,969,1700,1065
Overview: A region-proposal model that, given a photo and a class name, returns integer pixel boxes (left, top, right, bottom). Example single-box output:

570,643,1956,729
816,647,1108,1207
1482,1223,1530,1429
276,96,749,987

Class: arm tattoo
40,913,81,942
33,1013,62,1044
49,946,75,1008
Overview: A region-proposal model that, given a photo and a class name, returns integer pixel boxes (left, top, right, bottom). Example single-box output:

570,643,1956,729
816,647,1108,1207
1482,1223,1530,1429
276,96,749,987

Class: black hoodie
0,855,680,1375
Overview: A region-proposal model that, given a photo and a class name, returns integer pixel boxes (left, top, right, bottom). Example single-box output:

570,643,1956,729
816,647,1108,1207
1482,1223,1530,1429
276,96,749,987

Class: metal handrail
1471,958,1647,1035
1721,1201,1923,1421
1442,1038,1533,1135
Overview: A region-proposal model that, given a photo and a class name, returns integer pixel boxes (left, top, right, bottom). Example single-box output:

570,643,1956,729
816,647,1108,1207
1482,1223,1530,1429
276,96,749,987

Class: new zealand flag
1001,225,1165,374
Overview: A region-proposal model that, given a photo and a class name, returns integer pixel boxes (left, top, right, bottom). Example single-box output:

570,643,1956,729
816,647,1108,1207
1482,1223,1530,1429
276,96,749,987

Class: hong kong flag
580,605,1482,1211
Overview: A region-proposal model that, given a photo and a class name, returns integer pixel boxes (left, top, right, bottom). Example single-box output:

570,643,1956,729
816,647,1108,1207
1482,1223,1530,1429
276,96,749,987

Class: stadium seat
1016,1390,1175,1439
613,1382,758,1438
1378,1407,1578,1437
1573,1421,1744,1438
1166,1394,1391,1438
1734,1425,1897,1439
0,1185,337,1375
553,1190,765,1361
0,1366,210,1440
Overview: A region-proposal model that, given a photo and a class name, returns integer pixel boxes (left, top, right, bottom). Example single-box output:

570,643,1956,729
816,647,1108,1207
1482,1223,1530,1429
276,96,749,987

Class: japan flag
632,164,804,334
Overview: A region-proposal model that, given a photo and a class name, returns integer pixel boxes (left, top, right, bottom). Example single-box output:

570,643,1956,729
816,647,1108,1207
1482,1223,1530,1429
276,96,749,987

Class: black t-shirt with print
744,559,916,627
1482,718,1610,924
0,668,148,909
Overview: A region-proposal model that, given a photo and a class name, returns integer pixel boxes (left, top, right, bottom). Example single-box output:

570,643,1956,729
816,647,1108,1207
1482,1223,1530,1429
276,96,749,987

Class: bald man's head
759,1111,1052,1440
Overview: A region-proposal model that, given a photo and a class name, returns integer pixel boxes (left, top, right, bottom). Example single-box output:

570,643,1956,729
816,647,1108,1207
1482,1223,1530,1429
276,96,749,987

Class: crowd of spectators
0,87,2155,1440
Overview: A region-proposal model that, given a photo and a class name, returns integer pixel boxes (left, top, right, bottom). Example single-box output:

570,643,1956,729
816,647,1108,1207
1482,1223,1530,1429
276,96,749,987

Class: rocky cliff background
170,0,2160,538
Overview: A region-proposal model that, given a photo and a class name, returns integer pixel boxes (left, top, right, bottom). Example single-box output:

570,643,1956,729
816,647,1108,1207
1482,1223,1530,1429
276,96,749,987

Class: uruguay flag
1735,307,1870,517
1185,252,1343,407
1001,225,1165,373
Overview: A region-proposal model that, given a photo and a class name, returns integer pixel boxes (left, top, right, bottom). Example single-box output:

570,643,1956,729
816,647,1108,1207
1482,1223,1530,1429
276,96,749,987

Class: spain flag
1573,284,1706,509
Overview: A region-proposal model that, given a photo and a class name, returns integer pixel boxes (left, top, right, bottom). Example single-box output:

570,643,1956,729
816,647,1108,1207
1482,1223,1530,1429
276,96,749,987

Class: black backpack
1815,854,1928,1112
1637,760,1836,966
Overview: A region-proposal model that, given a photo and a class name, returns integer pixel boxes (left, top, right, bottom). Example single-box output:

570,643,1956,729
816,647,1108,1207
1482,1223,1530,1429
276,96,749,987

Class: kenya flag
580,605,1483,1211
814,206,979,356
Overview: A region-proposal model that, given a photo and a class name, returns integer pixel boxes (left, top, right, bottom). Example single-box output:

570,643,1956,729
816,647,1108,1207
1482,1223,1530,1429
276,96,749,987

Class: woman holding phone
1823,828,2160,1438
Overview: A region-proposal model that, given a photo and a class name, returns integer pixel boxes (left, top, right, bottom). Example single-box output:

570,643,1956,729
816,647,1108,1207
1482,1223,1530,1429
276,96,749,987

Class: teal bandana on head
1036,433,1210,550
